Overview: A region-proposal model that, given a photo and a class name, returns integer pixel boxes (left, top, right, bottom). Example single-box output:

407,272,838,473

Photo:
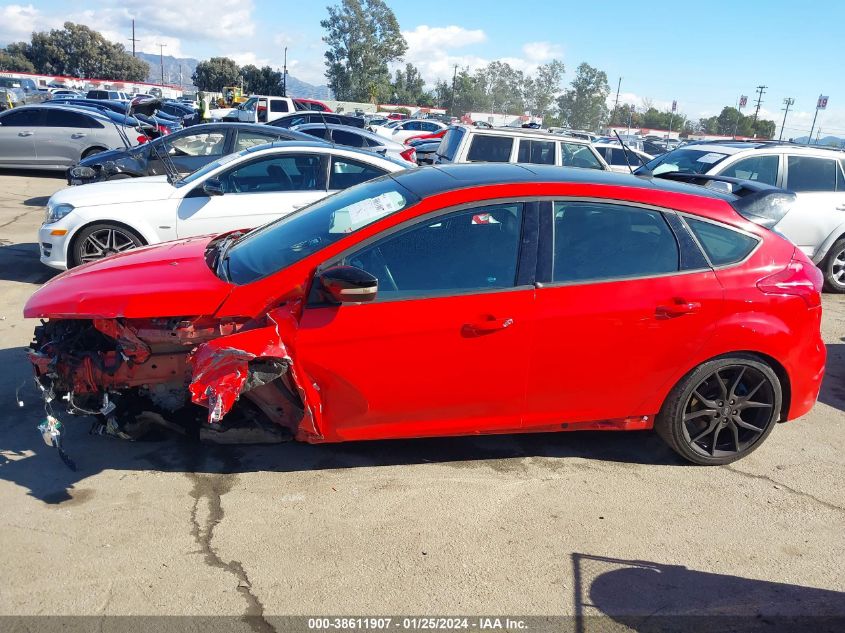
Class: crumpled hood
24,237,233,319
50,175,174,208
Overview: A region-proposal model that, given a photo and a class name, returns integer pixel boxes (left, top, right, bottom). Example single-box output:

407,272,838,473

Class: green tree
17,22,148,81
556,63,610,130
524,59,565,123
321,0,407,103
192,57,241,92
390,63,427,105
0,47,35,72
477,61,527,115
241,64,283,95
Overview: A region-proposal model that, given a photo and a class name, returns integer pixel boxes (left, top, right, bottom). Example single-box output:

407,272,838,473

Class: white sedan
369,119,447,143
39,141,408,270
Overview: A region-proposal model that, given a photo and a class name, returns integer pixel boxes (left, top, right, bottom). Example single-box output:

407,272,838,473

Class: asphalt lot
0,171,843,629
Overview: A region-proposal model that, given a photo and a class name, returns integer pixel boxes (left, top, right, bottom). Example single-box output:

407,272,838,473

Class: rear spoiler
654,172,796,229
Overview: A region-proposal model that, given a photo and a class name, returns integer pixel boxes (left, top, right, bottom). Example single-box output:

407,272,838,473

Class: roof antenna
318,109,335,148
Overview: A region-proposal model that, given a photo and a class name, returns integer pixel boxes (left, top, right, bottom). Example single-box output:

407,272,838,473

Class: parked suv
639,141,845,291
435,125,608,170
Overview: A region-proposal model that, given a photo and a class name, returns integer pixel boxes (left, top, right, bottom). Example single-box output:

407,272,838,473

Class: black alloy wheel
656,357,782,465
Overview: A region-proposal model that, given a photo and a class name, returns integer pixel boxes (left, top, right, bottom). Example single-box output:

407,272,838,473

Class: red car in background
403,128,448,144
294,98,333,113
24,164,825,465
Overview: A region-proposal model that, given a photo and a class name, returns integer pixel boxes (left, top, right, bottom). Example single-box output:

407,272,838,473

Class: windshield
642,148,731,175
225,176,420,284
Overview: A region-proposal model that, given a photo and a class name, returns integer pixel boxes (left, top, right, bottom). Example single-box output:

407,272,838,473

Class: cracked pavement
0,171,842,620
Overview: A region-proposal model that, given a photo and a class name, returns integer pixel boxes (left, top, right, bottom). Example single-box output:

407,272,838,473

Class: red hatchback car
24,164,825,465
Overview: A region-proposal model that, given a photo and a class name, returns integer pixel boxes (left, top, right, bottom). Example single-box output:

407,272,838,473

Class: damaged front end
28,311,315,455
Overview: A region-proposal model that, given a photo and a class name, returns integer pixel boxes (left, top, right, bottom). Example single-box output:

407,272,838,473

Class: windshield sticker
696,152,727,164
331,191,407,233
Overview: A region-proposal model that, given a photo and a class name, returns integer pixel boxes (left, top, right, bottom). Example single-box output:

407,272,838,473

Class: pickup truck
210,95,296,124
0,76,49,109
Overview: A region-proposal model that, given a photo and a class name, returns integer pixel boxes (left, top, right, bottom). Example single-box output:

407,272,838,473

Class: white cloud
403,25,486,55
521,41,563,63
224,51,272,68
0,4,42,43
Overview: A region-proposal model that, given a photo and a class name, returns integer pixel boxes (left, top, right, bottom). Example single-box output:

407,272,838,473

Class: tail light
400,147,416,163
136,135,149,144
157,124,171,135
757,250,823,307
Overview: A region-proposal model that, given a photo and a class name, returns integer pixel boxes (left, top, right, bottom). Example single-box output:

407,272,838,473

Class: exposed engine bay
28,313,311,457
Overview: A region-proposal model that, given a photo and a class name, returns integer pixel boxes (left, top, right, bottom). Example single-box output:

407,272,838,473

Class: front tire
655,356,782,465
69,223,145,268
822,237,845,293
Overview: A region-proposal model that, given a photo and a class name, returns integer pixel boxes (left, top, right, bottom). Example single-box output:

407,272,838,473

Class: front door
0,108,39,166
176,153,329,238
296,202,535,441
524,200,724,427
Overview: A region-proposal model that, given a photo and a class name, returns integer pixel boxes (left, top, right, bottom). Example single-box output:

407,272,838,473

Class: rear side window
786,156,837,192
42,110,98,128
561,143,603,169
467,135,513,162
333,129,366,148
686,218,758,266
0,109,40,126
719,155,779,186
270,100,290,113
329,157,386,190
552,202,679,283
437,127,465,160
517,139,555,165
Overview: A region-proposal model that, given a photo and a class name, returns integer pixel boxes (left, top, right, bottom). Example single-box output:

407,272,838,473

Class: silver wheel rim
831,248,845,285
79,228,138,263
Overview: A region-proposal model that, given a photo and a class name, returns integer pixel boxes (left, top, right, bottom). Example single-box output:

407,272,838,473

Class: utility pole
157,43,167,86
779,97,794,141
450,63,458,119
752,85,767,125
808,95,829,145
612,76,622,123
128,19,139,57
282,47,287,97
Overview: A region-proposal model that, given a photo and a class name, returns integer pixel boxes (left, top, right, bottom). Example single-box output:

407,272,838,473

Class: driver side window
219,154,327,194
345,203,524,300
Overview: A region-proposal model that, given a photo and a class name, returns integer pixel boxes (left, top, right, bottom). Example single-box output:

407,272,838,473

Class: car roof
3,103,114,122
680,140,845,156
238,139,408,167
454,124,592,143
389,163,737,201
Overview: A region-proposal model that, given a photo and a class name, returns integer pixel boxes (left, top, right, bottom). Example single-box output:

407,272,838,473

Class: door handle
18,131,33,137
836,205,845,212
463,316,514,335
656,301,701,319
71,133,86,139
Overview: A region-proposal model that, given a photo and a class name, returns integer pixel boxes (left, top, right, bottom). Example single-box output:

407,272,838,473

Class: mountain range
789,134,845,147
135,52,331,99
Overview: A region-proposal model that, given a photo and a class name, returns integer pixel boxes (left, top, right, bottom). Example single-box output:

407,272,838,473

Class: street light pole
779,97,794,141
157,43,167,86
282,47,287,97
450,64,457,119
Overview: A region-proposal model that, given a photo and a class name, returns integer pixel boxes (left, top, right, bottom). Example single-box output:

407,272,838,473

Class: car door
326,155,391,194
0,108,40,165
38,108,101,165
155,129,229,174
175,152,329,237
774,154,844,260
523,200,724,428
296,201,537,440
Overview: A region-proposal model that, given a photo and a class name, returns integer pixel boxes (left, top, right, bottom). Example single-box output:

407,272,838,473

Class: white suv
434,125,608,171
642,142,845,291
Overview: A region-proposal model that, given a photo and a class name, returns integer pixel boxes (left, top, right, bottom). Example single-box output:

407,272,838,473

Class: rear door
775,154,845,260
296,201,536,440
38,109,100,165
0,109,39,165
176,152,329,237
523,200,723,428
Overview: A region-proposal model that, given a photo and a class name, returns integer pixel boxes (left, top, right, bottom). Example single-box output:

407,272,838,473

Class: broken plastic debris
37,415,76,471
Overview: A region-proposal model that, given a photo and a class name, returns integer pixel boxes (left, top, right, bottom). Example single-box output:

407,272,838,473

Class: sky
2,0,844,138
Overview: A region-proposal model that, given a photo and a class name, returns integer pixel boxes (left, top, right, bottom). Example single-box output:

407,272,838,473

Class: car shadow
0,242,57,284
818,342,845,412
0,168,65,179
572,553,845,632
0,339,687,504
23,195,50,207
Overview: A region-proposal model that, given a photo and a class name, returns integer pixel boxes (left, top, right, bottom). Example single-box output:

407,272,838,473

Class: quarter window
329,157,386,190
270,100,289,113
347,203,524,299
332,129,366,148
466,135,514,162
719,155,779,186
42,110,96,128
552,202,679,282
686,218,758,266
234,131,278,151
517,139,555,165
786,156,837,192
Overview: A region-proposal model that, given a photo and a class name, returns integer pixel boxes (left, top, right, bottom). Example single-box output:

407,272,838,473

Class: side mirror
318,265,378,304
203,178,224,196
